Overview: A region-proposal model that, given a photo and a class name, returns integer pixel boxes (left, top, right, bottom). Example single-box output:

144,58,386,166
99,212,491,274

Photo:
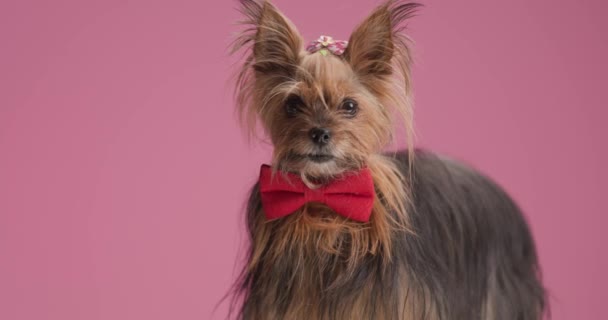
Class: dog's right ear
237,0,303,77
233,0,303,139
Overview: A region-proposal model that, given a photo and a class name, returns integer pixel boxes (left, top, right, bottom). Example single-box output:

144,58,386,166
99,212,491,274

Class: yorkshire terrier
228,0,546,319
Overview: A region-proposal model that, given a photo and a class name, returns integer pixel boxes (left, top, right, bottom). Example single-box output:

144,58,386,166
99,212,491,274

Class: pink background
1,0,606,319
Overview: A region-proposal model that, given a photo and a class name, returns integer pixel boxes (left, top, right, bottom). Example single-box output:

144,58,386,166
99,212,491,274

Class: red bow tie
258,165,375,222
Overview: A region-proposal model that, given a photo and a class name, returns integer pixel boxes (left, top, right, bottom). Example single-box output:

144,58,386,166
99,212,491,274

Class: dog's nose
309,127,331,146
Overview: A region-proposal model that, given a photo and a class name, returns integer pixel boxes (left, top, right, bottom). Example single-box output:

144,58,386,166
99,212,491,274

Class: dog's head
234,0,419,181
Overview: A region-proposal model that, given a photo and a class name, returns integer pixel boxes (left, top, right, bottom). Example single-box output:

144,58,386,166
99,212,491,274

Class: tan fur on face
267,53,399,180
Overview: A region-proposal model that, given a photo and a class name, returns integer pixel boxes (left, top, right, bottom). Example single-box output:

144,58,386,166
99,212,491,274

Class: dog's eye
340,99,358,117
284,95,303,117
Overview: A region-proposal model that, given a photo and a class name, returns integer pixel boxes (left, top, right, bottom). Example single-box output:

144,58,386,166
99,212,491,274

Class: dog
228,1,546,319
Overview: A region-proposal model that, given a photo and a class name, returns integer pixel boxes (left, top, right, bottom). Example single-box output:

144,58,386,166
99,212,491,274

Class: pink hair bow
306,35,348,56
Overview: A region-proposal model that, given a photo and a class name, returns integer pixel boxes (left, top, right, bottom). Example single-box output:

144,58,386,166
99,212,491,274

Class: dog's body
234,151,545,319
230,1,545,319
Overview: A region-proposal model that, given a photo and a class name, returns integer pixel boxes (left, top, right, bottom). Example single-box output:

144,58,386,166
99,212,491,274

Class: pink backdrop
1,0,606,319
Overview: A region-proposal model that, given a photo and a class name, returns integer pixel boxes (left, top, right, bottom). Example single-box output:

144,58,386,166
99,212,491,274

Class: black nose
309,127,331,146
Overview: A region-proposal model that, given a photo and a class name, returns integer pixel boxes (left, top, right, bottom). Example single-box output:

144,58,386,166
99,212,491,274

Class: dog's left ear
344,1,421,80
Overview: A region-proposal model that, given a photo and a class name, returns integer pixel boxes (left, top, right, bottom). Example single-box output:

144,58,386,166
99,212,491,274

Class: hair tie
306,35,348,56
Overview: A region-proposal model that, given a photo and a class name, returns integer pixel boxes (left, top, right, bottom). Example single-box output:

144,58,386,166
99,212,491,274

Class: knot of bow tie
258,165,375,222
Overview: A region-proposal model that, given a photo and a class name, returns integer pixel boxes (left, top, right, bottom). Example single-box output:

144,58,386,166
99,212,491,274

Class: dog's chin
301,159,343,178
280,156,345,180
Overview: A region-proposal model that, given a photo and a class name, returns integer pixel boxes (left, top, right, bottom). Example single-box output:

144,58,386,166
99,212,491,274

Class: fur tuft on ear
344,0,421,79
232,0,303,139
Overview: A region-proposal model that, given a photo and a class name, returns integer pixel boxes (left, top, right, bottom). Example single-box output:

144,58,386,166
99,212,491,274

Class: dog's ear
344,1,420,79
239,0,303,77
